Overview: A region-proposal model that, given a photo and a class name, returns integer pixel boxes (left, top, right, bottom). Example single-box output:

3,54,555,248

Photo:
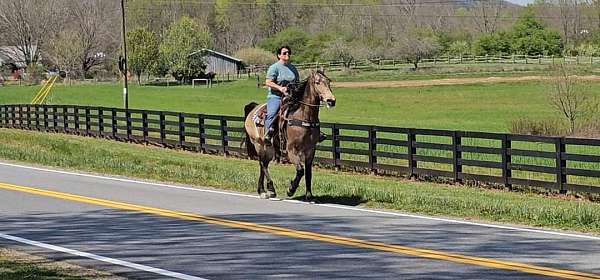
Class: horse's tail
242,101,259,159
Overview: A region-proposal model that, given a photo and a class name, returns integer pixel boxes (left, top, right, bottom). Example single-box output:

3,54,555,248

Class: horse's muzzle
326,99,336,108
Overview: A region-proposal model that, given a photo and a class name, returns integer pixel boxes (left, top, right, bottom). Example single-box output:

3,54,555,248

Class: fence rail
1,104,599,194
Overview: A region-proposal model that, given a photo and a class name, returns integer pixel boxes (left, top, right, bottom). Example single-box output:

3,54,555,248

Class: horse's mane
283,71,328,114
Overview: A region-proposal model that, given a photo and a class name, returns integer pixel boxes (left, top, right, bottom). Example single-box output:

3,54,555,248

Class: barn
190,48,243,75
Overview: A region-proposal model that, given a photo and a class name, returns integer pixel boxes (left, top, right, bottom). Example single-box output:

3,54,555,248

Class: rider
264,45,326,145
264,45,298,145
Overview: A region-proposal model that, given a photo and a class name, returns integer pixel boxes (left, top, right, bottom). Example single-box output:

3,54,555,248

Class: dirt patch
0,247,124,279
333,75,600,88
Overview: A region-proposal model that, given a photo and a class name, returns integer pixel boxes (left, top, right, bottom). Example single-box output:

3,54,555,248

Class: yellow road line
1,182,598,280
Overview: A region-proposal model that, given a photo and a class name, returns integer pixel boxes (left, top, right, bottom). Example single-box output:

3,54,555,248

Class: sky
505,0,535,5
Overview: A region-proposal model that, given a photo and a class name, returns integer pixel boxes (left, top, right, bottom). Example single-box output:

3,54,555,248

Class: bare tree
471,0,504,34
390,31,440,70
549,65,598,134
0,0,59,67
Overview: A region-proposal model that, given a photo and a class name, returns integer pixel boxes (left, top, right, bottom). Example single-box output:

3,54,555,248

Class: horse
243,70,336,200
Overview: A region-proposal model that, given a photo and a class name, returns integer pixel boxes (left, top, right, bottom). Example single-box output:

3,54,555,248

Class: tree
471,0,504,34
233,47,273,66
0,0,59,68
52,0,118,79
127,28,159,85
549,65,598,134
159,16,213,83
46,30,82,78
323,38,370,69
510,11,562,55
259,27,310,62
390,31,440,69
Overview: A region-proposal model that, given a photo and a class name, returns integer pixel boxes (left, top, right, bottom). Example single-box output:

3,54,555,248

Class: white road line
0,233,209,280
1,161,599,241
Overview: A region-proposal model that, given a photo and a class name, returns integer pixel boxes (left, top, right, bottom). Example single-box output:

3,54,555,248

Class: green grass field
0,78,566,132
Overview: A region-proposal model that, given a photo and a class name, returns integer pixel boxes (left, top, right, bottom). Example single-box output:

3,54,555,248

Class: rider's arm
265,79,288,94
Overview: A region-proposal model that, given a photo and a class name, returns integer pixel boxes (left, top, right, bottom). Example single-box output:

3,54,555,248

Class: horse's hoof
305,193,314,202
267,191,277,199
287,181,297,197
259,192,270,199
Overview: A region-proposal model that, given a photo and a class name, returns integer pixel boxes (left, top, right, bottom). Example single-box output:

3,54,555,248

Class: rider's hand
280,86,288,94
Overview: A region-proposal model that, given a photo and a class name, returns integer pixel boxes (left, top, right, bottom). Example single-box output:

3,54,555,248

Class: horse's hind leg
262,159,276,198
257,162,266,198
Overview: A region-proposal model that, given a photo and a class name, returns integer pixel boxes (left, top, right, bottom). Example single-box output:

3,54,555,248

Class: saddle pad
252,104,267,126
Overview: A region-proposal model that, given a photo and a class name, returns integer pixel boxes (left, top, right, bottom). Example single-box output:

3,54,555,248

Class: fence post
25,104,31,129
453,131,462,184
199,114,205,153
369,126,377,173
159,111,165,145
408,128,417,178
552,55,555,65
221,117,228,156
126,109,132,141
74,106,80,133
179,112,185,147
63,105,68,133
256,74,260,88
33,105,39,130
111,108,117,138
98,108,104,137
332,124,340,168
85,107,91,135
142,111,148,143
502,134,512,190
43,106,48,131
556,137,567,194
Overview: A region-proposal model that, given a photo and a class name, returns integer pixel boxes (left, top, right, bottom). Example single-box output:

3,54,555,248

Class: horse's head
308,70,336,108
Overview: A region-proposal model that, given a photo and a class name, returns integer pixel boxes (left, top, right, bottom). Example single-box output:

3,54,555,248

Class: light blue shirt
266,61,299,98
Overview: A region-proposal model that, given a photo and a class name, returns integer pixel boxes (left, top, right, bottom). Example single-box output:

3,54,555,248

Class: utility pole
120,0,129,110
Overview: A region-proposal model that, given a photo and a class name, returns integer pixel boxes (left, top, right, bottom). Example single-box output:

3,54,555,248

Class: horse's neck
289,83,319,122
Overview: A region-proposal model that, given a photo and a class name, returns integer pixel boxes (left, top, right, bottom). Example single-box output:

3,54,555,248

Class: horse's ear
320,66,325,75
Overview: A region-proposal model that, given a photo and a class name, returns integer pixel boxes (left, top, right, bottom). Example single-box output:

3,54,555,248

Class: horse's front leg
287,161,304,197
304,158,313,201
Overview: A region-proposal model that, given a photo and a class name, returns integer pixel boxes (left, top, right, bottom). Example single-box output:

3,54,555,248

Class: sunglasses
281,51,291,55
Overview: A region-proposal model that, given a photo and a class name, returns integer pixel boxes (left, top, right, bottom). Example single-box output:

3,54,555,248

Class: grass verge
1,128,599,234
0,247,121,280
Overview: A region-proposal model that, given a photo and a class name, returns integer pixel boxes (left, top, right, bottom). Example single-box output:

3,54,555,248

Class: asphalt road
0,161,598,280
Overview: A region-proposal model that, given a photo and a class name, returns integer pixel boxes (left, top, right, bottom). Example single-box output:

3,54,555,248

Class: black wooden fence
1,104,599,194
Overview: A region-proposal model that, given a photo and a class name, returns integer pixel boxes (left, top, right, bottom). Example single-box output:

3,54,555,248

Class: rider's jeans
265,96,281,135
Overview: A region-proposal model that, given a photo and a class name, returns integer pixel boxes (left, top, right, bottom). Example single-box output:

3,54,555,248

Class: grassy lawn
0,78,567,132
0,128,599,234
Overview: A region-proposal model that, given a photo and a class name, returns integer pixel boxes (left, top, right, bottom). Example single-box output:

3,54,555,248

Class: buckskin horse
244,70,336,200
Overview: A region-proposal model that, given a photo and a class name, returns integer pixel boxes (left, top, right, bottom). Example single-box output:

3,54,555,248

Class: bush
509,118,568,136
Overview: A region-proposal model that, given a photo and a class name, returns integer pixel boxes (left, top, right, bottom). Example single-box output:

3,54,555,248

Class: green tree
127,28,159,85
259,27,310,62
159,16,213,83
472,32,511,55
510,11,562,55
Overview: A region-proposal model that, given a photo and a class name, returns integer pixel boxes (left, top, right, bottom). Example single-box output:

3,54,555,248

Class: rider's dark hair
276,45,292,57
